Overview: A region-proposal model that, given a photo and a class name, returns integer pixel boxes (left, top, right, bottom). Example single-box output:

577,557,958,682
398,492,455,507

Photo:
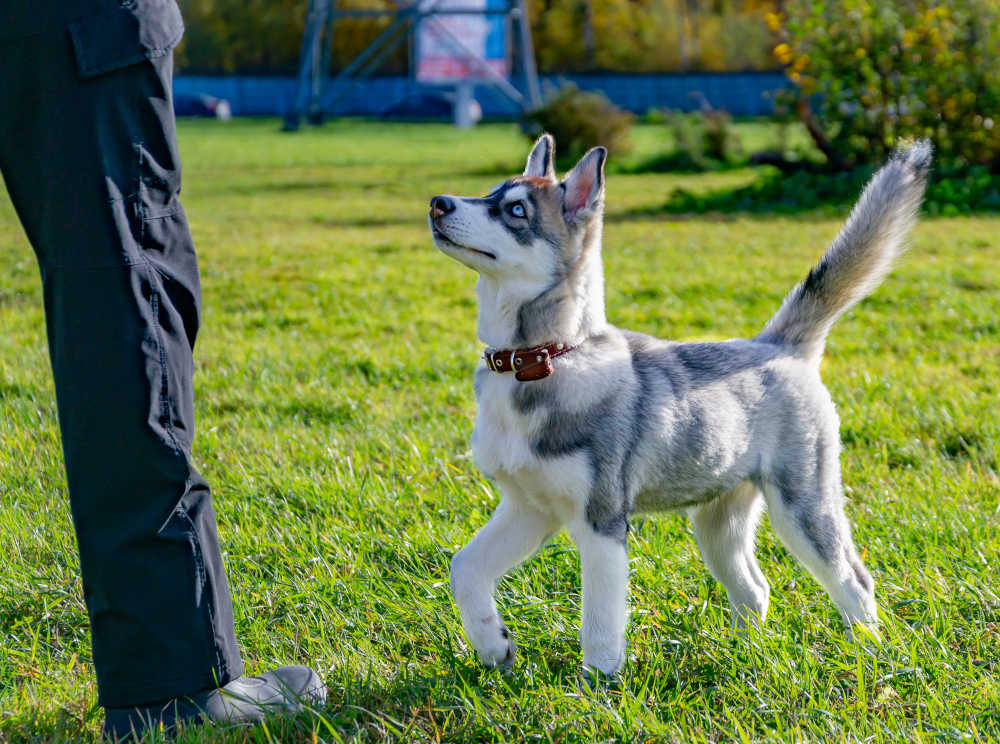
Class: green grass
1,119,998,743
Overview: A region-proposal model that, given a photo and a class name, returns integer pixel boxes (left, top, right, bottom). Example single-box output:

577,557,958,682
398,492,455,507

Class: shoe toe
210,665,326,720
103,665,326,739
259,664,327,707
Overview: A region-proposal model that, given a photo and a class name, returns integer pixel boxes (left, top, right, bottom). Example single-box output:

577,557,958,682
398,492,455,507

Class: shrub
524,83,633,163
771,0,1000,170
666,110,711,170
635,108,743,172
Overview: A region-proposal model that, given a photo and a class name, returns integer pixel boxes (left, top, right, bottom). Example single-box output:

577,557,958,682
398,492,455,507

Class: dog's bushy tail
757,140,932,362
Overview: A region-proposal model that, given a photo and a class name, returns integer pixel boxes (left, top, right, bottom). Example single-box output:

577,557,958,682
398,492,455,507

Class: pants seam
132,137,228,678
134,138,182,457
176,493,227,673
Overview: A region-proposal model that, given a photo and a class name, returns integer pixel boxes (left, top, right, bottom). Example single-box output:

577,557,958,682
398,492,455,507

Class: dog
429,134,931,677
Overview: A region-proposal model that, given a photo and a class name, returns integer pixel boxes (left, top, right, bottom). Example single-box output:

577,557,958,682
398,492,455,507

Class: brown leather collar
483,342,575,381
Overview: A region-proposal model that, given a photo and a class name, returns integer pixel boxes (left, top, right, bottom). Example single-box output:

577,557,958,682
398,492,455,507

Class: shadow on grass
0,660,591,743
312,215,419,229
618,152,751,175
0,706,100,744
456,161,524,179
225,179,342,195
618,163,1000,218
259,213,417,229
459,155,750,180
208,398,359,427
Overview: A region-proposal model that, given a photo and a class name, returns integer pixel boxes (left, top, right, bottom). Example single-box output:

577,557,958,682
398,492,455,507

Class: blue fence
174,72,789,119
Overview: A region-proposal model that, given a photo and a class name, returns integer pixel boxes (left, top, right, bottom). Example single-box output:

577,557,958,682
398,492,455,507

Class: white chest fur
470,368,594,521
471,370,538,478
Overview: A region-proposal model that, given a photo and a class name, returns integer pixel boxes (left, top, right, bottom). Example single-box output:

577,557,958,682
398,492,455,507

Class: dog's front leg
451,495,559,669
568,519,629,678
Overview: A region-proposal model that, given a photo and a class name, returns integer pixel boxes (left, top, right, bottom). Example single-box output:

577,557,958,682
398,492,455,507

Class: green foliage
774,0,1000,168
177,0,409,75
175,0,780,75
177,0,307,74
524,83,634,162
530,0,778,74
2,120,999,742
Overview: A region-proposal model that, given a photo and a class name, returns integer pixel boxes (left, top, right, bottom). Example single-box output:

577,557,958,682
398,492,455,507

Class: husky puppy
429,135,931,677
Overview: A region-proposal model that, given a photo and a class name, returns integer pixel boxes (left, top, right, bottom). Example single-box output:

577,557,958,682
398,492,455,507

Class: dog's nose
430,195,456,219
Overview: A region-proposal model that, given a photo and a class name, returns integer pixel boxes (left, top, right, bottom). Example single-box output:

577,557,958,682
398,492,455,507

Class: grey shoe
102,665,326,741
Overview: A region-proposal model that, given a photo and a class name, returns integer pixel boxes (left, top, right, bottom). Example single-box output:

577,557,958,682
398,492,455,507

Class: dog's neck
475,221,607,349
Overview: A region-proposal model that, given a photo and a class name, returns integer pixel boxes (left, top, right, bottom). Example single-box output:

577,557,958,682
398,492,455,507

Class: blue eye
508,202,527,218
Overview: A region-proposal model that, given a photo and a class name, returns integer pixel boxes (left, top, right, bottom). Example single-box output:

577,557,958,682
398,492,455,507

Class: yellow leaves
855,47,867,59
765,11,783,32
928,26,944,50
785,49,813,87
923,6,948,24
773,42,794,65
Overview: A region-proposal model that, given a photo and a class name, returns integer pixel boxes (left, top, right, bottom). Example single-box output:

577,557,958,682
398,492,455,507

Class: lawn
0,119,997,743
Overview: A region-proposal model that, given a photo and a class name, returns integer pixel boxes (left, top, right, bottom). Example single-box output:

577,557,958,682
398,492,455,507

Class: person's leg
0,14,238,710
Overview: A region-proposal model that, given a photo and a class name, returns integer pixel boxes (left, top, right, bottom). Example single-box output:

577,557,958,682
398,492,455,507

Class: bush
632,108,743,172
524,83,634,163
672,107,742,168
771,0,1000,170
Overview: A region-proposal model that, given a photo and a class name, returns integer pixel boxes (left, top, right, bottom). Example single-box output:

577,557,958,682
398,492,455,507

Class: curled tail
758,140,932,361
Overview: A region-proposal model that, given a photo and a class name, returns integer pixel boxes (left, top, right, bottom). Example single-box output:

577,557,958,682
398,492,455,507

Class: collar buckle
483,342,573,382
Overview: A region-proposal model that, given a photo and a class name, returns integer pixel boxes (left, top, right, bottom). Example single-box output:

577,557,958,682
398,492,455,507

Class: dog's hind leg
451,494,560,668
762,480,877,636
688,482,770,629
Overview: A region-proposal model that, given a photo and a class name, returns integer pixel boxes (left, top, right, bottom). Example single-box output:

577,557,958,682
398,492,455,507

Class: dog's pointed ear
561,146,607,223
524,134,556,180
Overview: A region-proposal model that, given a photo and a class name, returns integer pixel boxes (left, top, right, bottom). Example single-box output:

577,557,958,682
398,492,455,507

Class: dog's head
428,135,607,289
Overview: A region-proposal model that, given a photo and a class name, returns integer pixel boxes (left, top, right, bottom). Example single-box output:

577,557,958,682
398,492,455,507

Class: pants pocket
68,0,184,79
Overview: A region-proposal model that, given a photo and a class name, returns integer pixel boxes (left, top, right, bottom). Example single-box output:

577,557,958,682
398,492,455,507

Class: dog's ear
561,146,607,223
523,134,556,180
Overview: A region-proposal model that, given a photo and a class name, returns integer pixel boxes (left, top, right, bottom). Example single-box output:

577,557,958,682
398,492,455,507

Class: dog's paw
846,621,882,650
476,624,517,670
578,664,621,694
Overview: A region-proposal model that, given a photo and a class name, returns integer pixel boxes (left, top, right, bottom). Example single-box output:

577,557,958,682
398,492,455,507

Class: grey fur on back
758,141,932,361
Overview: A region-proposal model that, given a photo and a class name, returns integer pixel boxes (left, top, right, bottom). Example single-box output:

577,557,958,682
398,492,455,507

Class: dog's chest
471,374,540,477
471,374,593,519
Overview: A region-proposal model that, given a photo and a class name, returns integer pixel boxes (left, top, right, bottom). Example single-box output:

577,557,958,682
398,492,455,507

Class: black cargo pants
0,0,243,707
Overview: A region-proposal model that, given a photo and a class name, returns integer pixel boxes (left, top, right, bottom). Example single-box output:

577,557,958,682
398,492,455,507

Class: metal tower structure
282,0,541,131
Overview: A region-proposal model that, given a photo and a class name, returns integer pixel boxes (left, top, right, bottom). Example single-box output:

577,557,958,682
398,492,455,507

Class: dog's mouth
432,227,497,260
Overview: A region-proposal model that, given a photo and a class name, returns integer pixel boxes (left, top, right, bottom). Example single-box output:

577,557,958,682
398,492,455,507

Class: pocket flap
69,0,184,79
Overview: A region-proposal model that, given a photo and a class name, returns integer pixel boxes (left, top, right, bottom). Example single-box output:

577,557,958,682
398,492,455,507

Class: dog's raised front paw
475,624,517,670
